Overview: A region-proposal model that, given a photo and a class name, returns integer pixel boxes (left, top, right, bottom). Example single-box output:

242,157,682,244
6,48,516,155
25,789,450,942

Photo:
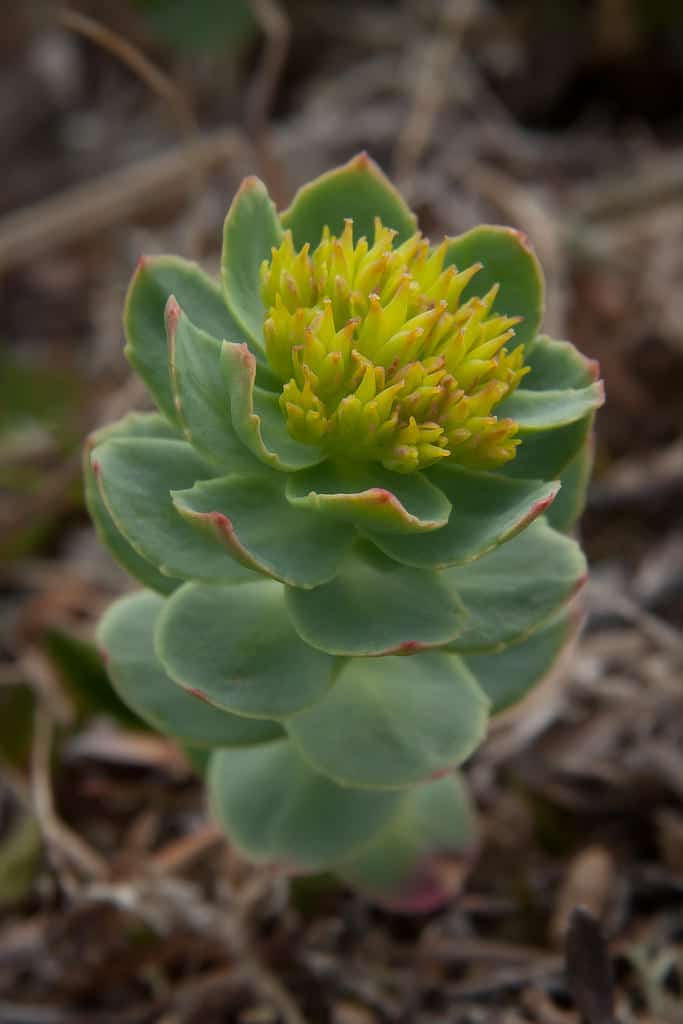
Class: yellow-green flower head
260,218,529,473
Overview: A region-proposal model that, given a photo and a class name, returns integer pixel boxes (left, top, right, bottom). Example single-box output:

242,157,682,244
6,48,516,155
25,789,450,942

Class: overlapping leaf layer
90,154,602,909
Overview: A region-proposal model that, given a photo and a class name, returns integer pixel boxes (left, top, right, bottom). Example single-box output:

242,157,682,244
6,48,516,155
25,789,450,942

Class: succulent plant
88,154,603,911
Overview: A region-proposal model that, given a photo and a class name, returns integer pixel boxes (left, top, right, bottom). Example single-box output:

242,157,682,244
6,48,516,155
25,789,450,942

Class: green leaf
498,383,604,431
336,775,476,912
366,466,559,568
166,298,255,472
89,411,181,446
524,334,601,390
286,461,451,534
281,152,417,248
545,437,594,533
156,580,337,718
93,436,255,583
172,469,354,589
287,652,488,789
98,592,282,747
464,609,577,714
124,255,248,423
84,452,178,596
209,739,401,871
444,226,544,349
285,542,465,656
222,342,325,471
44,628,142,729
504,415,593,481
85,413,182,594
221,177,283,347
502,334,601,481
444,518,587,652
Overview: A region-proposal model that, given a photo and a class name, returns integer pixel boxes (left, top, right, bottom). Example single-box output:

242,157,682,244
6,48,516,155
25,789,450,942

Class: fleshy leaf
222,342,325,470
524,334,601,391
366,466,558,568
93,436,255,583
85,415,182,595
445,518,587,652
497,382,604,431
172,470,354,588
545,437,594,534
165,298,255,472
156,580,336,718
444,226,544,348
98,591,282,747
285,461,451,534
124,255,248,424
464,608,578,714
285,542,465,656
286,651,488,788
208,739,401,871
84,456,177,594
336,775,476,912
502,334,600,480
281,152,417,248
503,416,593,481
221,176,283,347
89,411,181,446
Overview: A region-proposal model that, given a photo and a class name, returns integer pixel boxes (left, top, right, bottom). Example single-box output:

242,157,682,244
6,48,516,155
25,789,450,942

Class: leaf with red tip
93,436,255,584
208,739,401,871
444,518,587,652
124,255,249,424
222,341,325,471
281,152,417,247
98,591,282,747
156,580,337,718
172,469,354,589
286,652,488,789
336,775,477,912
444,225,544,348
366,466,559,568
464,607,579,714
221,176,283,347
285,541,465,656
285,461,451,534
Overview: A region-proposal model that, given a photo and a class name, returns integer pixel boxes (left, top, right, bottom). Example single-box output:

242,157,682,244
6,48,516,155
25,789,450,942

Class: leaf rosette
90,154,602,909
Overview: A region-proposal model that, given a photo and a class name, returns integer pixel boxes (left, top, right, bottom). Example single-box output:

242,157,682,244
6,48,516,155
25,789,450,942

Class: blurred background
1,2,682,1021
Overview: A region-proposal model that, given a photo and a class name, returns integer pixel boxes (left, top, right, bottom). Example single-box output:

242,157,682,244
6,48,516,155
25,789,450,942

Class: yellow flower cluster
260,219,528,473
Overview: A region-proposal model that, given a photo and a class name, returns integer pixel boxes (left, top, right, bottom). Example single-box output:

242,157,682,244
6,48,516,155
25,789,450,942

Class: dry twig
55,6,208,253
31,705,109,883
393,0,478,200
0,127,245,271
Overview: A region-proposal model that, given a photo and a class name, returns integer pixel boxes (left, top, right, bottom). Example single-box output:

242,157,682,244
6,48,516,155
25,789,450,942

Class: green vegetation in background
0,352,84,559
43,628,147,730
133,0,256,52
0,353,81,450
